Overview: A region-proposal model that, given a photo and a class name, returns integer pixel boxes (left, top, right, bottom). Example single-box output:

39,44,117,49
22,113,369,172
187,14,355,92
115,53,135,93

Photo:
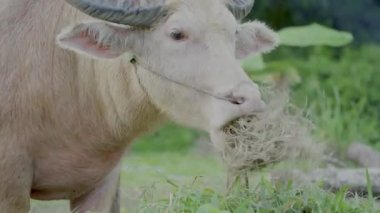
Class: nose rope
131,58,235,103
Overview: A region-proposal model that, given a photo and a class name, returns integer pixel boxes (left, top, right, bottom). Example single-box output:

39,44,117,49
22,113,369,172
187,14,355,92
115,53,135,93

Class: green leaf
278,23,354,47
241,54,265,73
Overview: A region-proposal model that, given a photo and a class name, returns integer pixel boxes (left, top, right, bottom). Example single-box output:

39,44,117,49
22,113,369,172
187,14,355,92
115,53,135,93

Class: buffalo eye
170,30,187,41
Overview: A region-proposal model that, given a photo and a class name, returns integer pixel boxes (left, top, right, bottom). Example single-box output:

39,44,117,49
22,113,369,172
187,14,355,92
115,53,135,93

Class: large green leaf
278,23,354,47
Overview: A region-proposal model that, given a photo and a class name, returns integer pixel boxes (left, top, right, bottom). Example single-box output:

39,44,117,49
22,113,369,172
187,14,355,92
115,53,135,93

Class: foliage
126,152,378,212
278,23,353,47
242,23,353,72
247,0,380,43
246,45,380,149
289,46,380,148
244,24,380,149
132,123,200,153
138,177,376,213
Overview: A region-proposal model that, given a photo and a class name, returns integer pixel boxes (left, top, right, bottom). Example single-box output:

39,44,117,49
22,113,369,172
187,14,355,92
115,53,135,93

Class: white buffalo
0,0,278,212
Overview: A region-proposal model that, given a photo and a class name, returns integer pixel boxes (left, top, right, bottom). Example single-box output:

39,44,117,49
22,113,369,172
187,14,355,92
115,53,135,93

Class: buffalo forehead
173,0,237,35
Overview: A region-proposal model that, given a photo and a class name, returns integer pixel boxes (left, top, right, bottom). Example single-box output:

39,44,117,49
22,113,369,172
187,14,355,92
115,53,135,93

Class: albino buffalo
0,0,278,212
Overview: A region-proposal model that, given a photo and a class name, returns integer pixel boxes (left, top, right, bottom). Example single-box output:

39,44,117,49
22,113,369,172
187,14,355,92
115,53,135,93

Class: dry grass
213,88,324,181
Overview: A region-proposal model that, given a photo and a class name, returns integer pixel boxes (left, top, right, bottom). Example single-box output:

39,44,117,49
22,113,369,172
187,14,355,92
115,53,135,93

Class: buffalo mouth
221,114,258,134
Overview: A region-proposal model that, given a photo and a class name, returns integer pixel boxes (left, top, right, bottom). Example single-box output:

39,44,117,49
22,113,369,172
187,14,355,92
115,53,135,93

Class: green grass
289,46,380,149
119,151,226,212
31,152,379,212
138,179,377,213
120,152,378,213
249,45,380,150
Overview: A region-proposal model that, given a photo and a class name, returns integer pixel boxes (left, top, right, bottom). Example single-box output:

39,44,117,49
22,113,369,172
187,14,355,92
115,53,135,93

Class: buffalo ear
57,22,136,59
235,21,279,59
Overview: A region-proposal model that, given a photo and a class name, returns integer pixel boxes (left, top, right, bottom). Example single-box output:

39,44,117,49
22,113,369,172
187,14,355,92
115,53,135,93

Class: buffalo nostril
227,96,246,105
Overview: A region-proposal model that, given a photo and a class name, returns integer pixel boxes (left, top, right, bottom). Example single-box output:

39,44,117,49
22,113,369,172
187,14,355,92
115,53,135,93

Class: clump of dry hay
212,88,324,184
